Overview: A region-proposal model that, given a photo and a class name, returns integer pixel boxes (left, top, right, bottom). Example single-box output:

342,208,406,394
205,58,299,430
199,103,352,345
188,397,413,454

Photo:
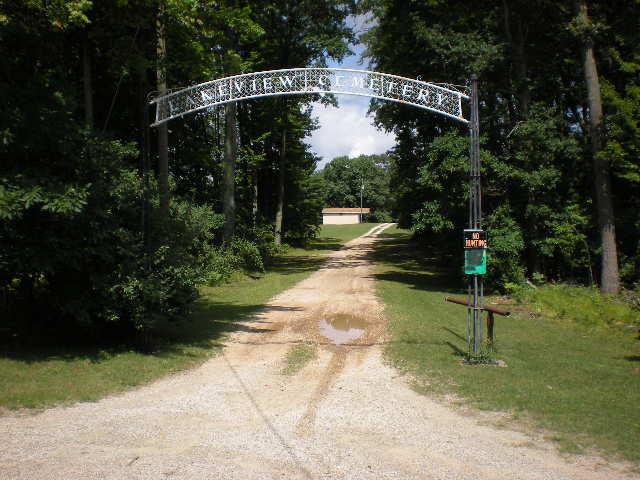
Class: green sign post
464,228,487,357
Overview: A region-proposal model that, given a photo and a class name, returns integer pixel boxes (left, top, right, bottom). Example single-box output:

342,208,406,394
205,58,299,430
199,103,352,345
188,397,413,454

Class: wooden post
487,311,495,346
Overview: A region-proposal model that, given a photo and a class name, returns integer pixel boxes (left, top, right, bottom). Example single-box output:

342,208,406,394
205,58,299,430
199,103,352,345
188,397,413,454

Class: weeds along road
0,223,636,480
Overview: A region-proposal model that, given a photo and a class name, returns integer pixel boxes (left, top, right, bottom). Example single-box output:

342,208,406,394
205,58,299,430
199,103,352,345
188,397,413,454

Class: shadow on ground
0,249,327,366
0,301,282,365
301,236,344,252
267,254,326,275
370,231,461,294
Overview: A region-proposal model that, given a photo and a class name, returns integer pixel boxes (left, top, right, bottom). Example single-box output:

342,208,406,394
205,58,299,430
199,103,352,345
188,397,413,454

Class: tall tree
223,102,238,244
572,0,619,293
274,103,287,244
156,0,170,217
82,34,93,128
501,0,531,119
320,154,394,220
362,0,594,288
252,0,352,242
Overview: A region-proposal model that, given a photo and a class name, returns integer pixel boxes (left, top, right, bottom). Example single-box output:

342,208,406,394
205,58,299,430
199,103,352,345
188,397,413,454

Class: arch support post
467,74,484,357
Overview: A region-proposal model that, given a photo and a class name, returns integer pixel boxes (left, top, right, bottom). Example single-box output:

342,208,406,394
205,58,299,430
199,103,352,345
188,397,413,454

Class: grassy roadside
0,223,379,410
374,226,640,463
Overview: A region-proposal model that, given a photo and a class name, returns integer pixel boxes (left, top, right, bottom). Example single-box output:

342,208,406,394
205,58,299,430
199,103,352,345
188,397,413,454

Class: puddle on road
319,314,367,345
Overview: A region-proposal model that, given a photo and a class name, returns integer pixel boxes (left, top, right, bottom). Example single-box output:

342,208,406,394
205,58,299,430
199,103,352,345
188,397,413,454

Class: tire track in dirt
295,348,346,436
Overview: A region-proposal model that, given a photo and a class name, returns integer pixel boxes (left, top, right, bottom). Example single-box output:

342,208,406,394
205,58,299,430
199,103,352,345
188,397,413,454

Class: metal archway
147,68,485,357
150,68,469,126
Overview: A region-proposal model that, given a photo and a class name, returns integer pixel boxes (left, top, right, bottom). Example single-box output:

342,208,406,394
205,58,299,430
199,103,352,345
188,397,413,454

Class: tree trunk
274,105,287,245
252,170,259,227
502,0,530,118
156,0,170,217
513,15,530,118
504,1,540,275
137,29,151,270
573,0,620,294
223,102,237,244
82,36,93,129
238,102,258,227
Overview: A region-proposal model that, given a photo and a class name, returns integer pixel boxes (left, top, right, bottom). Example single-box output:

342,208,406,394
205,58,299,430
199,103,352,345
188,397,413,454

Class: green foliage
0,132,218,339
362,0,640,290
231,238,265,272
513,283,639,330
375,227,640,463
108,244,199,332
201,248,242,286
247,223,290,263
0,0,355,344
409,131,469,238
18,0,92,29
0,182,89,220
198,223,289,286
485,205,526,289
318,154,394,220
0,224,364,409
283,154,325,245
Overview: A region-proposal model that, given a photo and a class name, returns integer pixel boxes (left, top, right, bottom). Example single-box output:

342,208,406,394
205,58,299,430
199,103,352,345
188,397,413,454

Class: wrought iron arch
150,68,470,126
146,69,486,357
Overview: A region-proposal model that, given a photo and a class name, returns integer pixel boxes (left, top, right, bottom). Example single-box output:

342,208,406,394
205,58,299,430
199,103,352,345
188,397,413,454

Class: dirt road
0,224,636,479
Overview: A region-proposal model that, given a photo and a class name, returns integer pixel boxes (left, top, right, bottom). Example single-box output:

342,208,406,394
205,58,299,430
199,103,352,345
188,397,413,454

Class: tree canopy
317,154,393,222
0,0,354,344
361,0,639,291
1,0,638,346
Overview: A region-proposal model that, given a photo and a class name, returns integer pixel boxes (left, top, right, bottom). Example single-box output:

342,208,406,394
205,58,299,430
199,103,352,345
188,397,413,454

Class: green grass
514,283,639,330
281,342,318,375
0,223,378,410
315,223,381,245
374,226,640,463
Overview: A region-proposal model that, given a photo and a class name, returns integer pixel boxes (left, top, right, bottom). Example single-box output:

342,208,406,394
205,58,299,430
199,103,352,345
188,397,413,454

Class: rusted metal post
487,311,495,346
445,296,510,316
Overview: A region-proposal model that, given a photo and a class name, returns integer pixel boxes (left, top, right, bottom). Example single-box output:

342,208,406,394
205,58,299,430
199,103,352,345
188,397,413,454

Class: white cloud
307,13,394,168
308,97,396,168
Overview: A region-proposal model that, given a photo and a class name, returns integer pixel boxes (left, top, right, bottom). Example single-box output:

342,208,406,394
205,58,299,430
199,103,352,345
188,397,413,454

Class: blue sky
308,16,396,168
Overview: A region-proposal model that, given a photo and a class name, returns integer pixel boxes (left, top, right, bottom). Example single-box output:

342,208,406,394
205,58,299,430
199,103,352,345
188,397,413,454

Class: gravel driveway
0,224,636,479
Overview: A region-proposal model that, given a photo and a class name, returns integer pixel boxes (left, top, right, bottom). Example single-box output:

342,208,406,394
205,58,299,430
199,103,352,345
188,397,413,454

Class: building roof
322,207,371,214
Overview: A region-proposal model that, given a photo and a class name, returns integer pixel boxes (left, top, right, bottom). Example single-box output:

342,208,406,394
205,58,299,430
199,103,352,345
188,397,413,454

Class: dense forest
316,154,394,222
1,1,639,344
363,0,639,293
0,0,351,342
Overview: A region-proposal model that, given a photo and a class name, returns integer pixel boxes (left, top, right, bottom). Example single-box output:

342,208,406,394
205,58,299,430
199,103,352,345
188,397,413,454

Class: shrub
366,210,393,223
199,228,286,286
0,135,220,343
202,247,242,285
246,223,289,264
485,205,526,291
231,238,264,272
106,245,199,333
514,283,639,330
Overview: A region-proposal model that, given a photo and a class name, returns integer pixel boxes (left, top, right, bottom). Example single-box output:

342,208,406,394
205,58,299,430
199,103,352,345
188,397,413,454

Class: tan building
322,207,370,225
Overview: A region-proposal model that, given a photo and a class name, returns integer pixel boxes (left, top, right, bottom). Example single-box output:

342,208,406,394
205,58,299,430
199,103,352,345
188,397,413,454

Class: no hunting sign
464,229,487,275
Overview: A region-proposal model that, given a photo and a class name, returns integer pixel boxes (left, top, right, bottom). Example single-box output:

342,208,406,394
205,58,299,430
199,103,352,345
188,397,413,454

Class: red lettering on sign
464,230,488,249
